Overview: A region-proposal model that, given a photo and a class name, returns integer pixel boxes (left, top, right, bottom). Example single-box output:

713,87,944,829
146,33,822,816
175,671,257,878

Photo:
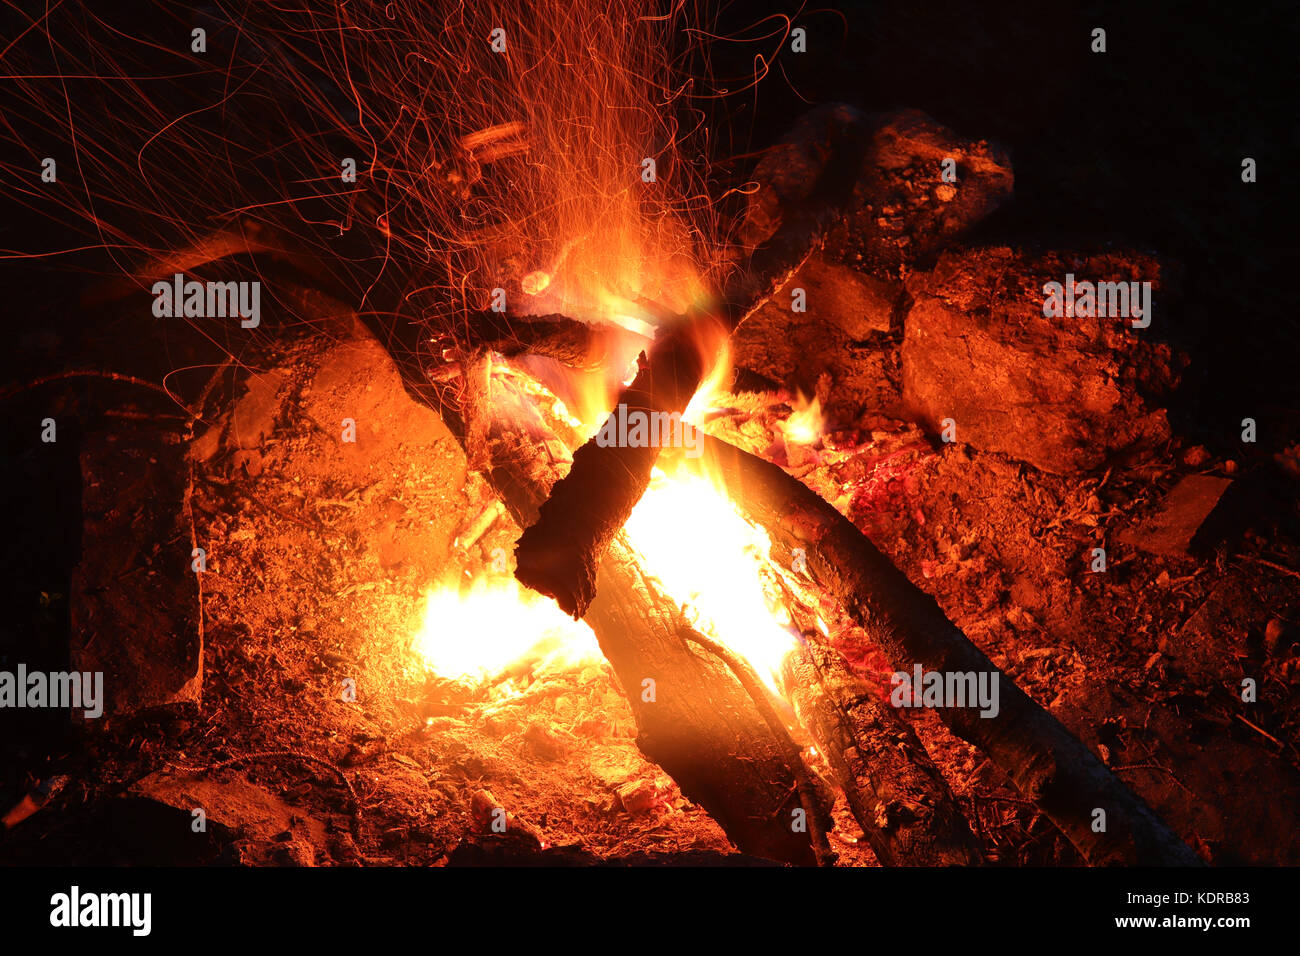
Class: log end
514,534,598,618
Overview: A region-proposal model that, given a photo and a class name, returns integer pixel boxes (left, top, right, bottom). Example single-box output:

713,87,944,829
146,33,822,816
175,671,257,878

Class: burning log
675,626,836,866
681,434,1203,866
381,292,1191,866
430,356,822,866
439,353,979,867
514,313,723,617
586,542,827,866
447,312,626,372
781,637,983,867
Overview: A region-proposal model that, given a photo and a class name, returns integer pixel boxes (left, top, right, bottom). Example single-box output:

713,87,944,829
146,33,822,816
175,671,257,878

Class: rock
732,254,904,423
901,246,1184,474
739,103,869,250
824,108,1014,278
1167,579,1256,685
792,256,897,337
468,789,545,847
1265,618,1298,658
230,448,263,477
741,107,1011,280
188,421,224,463
586,747,647,791
519,721,567,761
615,778,664,815
230,370,287,450
120,770,330,866
70,426,202,715
1118,474,1234,557
300,321,465,486
734,321,902,424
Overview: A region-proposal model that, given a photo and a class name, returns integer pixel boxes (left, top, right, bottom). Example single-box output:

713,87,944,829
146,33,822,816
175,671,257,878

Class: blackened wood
685,434,1203,867
511,108,871,617
514,316,720,617
458,312,622,370
587,540,817,865
782,638,982,866
677,627,837,866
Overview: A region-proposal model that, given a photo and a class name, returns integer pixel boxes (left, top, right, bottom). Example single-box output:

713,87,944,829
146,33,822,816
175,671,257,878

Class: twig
1112,762,1197,797
1233,714,1285,749
1238,556,1300,580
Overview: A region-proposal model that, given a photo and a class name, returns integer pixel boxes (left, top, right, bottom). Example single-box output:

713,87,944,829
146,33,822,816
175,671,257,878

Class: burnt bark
514,315,722,617
451,311,624,370
782,637,982,866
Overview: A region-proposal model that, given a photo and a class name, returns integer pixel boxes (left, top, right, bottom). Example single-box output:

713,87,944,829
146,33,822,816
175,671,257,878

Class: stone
790,256,897,337
739,103,869,250
615,778,663,815
1119,474,1234,557
122,770,329,866
300,322,464,486
1167,578,1257,687
901,246,1184,474
824,108,1015,278
230,370,287,450
731,255,904,423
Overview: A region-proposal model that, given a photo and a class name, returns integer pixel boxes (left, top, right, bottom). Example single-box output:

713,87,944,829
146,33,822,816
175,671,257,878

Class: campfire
2,0,1297,876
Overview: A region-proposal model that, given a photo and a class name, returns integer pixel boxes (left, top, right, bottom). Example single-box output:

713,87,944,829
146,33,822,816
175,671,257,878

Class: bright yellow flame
414,361,799,693
410,463,800,694
780,394,823,447
414,576,601,680
623,465,799,692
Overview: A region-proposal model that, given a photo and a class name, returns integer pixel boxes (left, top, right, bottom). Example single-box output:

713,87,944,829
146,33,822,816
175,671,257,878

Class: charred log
449,312,626,371
514,314,723,617
781,636,982,866
681,434,1203,866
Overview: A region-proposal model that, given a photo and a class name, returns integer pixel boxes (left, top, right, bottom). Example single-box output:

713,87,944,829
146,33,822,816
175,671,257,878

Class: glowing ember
413,577,600,681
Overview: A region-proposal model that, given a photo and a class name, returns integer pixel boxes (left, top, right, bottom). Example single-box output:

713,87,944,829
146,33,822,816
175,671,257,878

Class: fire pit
1,0,1297,888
